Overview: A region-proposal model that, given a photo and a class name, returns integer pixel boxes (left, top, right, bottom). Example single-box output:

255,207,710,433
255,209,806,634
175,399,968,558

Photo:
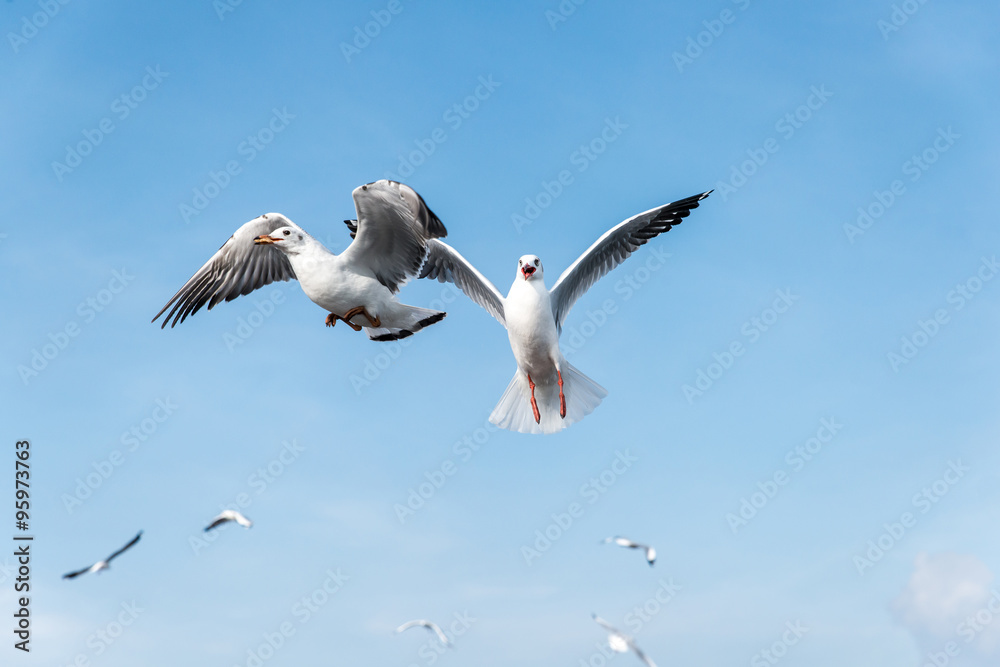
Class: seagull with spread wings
153,180,448,341
592,614,657,667
420,191,710,433
395,619,452,647
603,535,656,566
62,531,143,580
204,509,253,532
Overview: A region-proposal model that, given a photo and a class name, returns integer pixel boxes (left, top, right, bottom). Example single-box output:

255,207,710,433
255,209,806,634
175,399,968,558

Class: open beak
522,265,536,280
253,235,282,245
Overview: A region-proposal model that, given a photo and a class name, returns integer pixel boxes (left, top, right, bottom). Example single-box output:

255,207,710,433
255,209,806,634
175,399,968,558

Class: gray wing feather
419,239,506,326
549,191,711,332
343,181,446,294
152,215,297,328
106,530,143,563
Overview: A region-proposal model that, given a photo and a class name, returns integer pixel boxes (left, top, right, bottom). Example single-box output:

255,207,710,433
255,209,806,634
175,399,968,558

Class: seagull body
154,180,448,341
603,536,656,566
421,191,711,433
63,531,142,580
205,509,253,531
592,614,656,667
395,619,452,646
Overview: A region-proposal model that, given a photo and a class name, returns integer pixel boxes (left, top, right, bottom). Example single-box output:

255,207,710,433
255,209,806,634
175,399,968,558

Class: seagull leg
527,374,541,424
326,312,362,332
557,369,566,419
342,306,381,329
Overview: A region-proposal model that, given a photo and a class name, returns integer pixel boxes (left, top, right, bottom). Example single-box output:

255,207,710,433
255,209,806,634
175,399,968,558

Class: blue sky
2,1,999,665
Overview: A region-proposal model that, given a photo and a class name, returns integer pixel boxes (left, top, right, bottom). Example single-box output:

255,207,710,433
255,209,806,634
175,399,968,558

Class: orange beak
253,235,282,245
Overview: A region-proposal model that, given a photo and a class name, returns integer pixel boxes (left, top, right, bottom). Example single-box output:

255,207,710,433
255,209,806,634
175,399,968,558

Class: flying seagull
603,536,656,566
204,509,253,531
419,191,711,433
62,531,143,580
395,619,452,647
153,180,448,341
592,613,656,667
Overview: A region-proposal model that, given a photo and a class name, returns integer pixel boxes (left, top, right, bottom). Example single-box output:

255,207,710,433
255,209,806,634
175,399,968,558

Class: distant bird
420,191,711,433
395,619,452,647
603,536,656,566
592,613,656,667
62,531,142,580
204,509,253,532
153,180,448,341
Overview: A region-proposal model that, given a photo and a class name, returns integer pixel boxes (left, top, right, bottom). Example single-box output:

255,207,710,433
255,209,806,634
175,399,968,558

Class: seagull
395,619,452,647
62,531,143,580
420,191,710,433
204,509,253,531
603,536,656,566
592,613,657,667
153,180,448,341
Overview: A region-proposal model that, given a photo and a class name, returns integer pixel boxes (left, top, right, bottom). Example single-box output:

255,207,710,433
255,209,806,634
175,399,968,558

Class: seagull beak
253,235,282,245
522,266,535,280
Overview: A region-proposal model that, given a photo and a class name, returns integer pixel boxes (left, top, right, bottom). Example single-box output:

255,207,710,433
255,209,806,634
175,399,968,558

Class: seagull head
518,255,542,281
254,223,307,254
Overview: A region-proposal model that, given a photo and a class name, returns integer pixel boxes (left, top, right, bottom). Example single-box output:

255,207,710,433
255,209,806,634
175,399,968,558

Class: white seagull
153,180,448,341
420,191,710,433
204,509,253,532
395,619,452,647
603,536,656,566
62,530,143,580
592,613,657,667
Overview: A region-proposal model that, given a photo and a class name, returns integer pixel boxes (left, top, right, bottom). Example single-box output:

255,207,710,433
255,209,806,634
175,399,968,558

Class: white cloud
892,552,1000,666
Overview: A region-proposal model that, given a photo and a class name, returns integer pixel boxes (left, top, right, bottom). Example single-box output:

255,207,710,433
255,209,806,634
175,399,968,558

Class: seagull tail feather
366,306,446,342
489,360,607,435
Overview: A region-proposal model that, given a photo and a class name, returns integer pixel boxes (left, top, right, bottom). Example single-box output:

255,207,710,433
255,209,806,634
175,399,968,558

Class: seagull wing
204,516,231,532
62,565,93,579
233,511,253,528
395,619,424,633
105,530,143,564
626,637,657,667
548,191,711,332
152,215,298,328
592,613,621,635
341,181,446,294
419,239,506,326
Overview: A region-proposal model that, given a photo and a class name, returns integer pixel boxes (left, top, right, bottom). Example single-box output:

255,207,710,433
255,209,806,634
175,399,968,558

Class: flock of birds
63,520,659,665
65,179,709,664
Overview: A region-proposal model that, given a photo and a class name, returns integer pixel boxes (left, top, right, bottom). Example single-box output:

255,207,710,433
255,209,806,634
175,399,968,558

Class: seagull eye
362,184,368,191
283,230,290,236
519,259,523,266
534,259,539,267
